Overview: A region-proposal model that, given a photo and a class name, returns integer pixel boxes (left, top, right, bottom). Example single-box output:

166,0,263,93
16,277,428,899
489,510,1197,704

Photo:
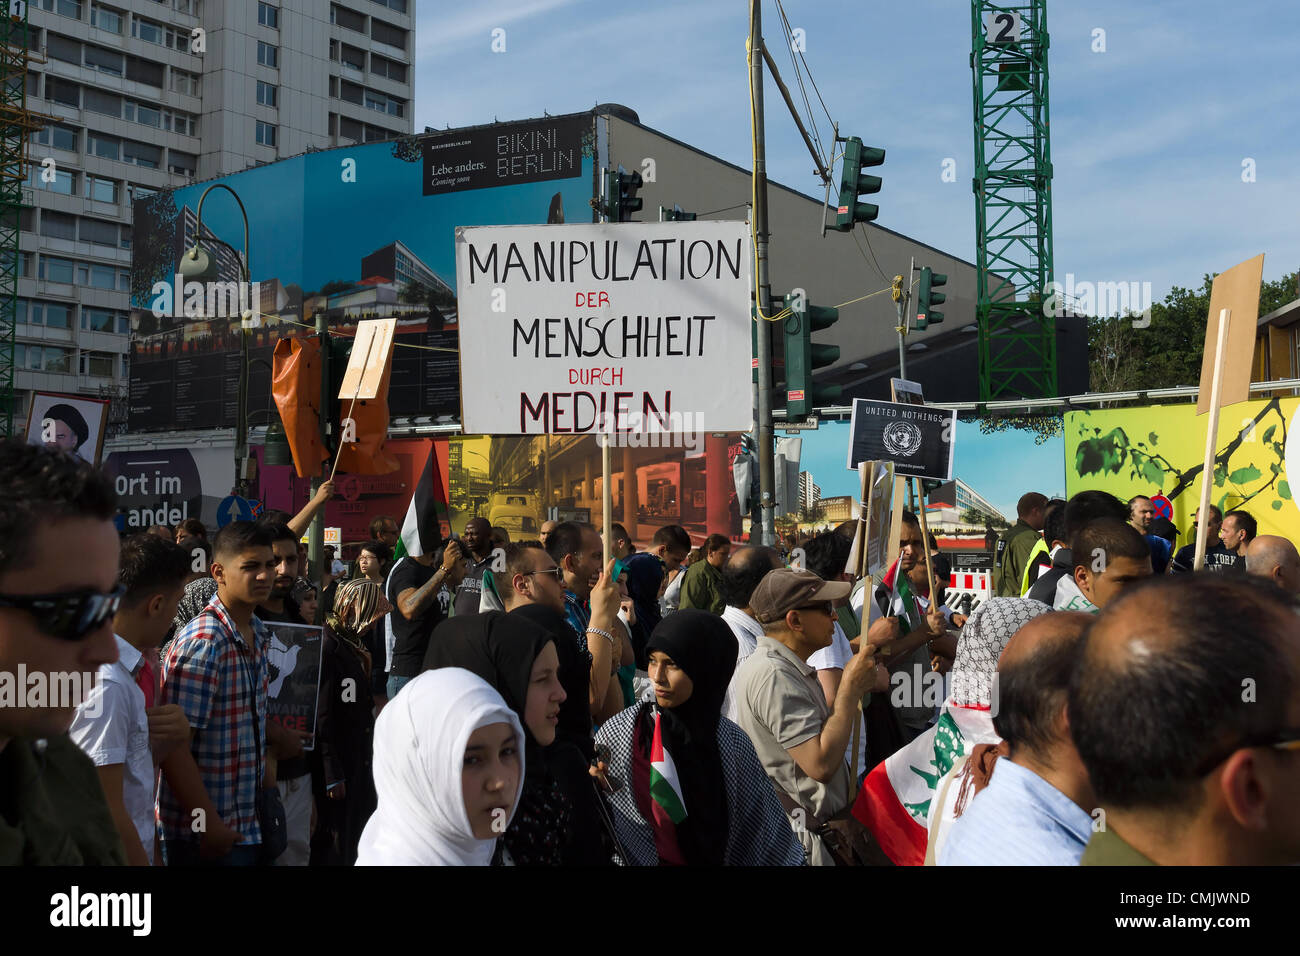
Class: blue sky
799,421,1065,519
413,0,1300,306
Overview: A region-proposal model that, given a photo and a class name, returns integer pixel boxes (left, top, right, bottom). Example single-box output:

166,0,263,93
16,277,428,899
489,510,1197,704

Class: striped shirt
938,757,1093,865
158,593,269,846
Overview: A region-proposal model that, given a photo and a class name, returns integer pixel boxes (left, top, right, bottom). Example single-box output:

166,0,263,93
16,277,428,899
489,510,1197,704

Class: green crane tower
971,1,1056,401
0,8,43,438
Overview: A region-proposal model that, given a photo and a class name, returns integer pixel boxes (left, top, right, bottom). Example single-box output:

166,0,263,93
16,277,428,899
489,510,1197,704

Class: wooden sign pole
914,485,939,609
1194,309,1231,572
328,330,380,482
601,433,613,562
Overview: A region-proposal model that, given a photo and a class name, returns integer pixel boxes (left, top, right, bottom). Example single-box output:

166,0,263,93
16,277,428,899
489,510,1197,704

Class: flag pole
1194,309,1231,571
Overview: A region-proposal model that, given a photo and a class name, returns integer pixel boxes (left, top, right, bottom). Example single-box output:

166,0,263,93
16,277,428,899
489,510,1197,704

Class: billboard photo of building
127,114,597,434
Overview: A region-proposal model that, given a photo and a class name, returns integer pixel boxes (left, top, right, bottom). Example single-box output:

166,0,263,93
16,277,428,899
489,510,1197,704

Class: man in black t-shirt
1170,505,1223,573
452,517,494,617
386,542,464,699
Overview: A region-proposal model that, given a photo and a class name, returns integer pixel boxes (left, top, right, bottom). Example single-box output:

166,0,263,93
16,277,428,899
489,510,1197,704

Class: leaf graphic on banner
1149,432,1159,445
1280,481,1292,501
1229,465,1262,484
1075,428,1130,477
1214,464,1228,487
1273,500,1284,510
1263,425,1277,444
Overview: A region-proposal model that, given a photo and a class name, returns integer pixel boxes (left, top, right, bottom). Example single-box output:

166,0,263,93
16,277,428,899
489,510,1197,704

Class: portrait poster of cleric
264,621,325,747
24,391,109,466
846,397,956,481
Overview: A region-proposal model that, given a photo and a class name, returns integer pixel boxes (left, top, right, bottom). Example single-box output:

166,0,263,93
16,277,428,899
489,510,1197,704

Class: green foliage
974,413,1063,445
1088,271,1299,391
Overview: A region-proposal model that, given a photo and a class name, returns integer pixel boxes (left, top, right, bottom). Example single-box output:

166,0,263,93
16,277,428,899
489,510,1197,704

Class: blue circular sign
217,495,256,528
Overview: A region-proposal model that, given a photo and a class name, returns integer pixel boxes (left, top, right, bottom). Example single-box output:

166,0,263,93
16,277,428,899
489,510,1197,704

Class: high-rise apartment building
798,470,821,513
14,0,414,437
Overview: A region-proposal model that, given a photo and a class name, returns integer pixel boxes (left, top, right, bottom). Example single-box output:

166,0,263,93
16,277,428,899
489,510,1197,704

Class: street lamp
177,184,253,499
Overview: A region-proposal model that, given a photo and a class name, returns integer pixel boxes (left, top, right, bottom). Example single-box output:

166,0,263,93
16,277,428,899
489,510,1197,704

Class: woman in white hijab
356,668,525,866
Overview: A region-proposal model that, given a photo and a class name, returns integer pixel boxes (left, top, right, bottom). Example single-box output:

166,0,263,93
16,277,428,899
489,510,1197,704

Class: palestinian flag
869,558,925,633
393,443,448,560
851,698,998,866
649,708,687,825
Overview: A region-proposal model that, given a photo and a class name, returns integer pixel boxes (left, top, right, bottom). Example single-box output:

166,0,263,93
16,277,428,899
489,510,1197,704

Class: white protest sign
454,221,753,435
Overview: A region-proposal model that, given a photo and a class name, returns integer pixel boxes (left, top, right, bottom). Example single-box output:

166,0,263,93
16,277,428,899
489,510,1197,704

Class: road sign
216,495,256,528
1151,494,1173,521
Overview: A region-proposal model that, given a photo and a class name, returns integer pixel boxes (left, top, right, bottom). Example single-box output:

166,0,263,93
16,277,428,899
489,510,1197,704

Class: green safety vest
1020,537,1049,596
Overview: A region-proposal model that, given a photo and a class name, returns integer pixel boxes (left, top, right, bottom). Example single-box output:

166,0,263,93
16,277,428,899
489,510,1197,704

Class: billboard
1065,398,1300,543
128,114,598,434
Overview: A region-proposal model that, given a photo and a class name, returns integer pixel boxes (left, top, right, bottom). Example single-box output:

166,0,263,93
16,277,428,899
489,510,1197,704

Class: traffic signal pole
749,0,776,547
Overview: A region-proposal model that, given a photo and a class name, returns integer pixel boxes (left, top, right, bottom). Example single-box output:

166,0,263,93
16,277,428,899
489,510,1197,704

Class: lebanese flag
649,709,687,824
851,698,998,866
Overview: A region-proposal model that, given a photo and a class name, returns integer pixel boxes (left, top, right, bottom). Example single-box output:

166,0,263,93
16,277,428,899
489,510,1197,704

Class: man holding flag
385,444,465,699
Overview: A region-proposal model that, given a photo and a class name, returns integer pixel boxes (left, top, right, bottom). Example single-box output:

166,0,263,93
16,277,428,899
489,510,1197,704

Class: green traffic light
835,137,886,232
783,294,841,418
917,267,947,329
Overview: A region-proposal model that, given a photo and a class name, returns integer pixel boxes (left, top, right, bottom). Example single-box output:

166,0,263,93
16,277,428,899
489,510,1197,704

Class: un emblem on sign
882,420,923,457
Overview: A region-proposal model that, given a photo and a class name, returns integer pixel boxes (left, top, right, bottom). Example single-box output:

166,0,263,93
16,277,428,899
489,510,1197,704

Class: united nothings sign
846,398,956,481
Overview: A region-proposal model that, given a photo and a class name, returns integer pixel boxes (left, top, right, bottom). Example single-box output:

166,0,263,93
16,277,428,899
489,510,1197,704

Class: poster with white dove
265,622,324,748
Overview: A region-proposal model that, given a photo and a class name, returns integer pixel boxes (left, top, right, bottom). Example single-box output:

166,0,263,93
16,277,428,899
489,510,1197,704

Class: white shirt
68,635,156,863
807,621,869,778
721,605,766,724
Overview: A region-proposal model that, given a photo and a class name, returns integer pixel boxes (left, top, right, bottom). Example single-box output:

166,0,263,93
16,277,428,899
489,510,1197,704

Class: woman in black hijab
423,611,614,865
596,609,805,866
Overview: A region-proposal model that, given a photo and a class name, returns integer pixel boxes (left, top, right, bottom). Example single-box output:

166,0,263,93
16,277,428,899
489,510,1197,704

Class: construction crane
971,1,1056,401
0,4,47,438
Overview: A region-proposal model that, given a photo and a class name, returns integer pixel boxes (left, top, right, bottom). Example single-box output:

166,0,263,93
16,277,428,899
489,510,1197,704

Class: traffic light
604,166,643,222
915,267,947,330
834,136,884,231
783,293,842,418
660,204,697,221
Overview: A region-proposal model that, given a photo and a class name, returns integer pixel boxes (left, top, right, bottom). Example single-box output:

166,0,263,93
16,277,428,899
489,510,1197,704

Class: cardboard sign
336,318,397,401
265,621,324,745
846,460,896,581
890,378,925,406
453,221,753,435
1196,254,1265,416
846,398,956,481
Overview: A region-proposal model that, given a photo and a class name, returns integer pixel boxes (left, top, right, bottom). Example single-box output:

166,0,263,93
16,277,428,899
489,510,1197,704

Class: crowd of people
2,434,1298,868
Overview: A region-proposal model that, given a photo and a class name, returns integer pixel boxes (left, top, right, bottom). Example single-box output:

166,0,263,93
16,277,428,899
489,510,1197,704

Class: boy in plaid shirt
158,522,277,866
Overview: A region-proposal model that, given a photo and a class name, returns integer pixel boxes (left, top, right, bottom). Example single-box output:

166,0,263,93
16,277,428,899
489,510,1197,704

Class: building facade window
88,131,120,160
84,44,125,75
90,3,123,32
34,123,79,151
40,0,83,20
168,150,196,176
257,2,277,27
370,19,407,51
170,69,199,96
132,16,165,45
40,214,77,242
256,80,277,107
370,54,406,82
255,121,277,147
84,175,118,203
81,352,116,377
257,41,278,67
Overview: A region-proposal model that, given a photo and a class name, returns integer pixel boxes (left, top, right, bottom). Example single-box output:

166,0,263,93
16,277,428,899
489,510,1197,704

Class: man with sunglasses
1071,574,1300,865
0,439,126,863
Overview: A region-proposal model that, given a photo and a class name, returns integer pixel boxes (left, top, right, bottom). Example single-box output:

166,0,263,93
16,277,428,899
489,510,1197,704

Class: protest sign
453,221,753,436
265,622,324,745
846,398,956,481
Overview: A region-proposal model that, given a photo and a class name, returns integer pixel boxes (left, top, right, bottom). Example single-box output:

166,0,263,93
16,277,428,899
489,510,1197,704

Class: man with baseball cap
733,567,899,865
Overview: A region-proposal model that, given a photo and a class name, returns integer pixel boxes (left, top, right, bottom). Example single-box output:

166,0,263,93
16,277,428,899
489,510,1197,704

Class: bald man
1245,534,1300,596
539,519,558,549
940,612,1097,866
1071,574,1300,865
